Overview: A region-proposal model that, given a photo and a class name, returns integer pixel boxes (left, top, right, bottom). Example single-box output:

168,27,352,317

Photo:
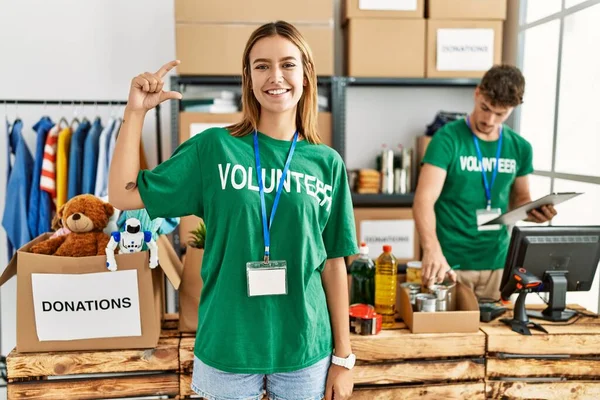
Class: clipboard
482,192,583,226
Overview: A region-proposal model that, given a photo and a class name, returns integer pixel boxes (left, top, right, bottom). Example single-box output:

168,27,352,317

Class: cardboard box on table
178,215,205,333
400,281,480,333
0,234,182,353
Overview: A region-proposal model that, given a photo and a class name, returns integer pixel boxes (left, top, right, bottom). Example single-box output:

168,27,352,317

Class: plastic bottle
375,244,398,328
349,242,375,306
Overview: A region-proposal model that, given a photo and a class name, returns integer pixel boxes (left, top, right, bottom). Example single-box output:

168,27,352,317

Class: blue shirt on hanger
67,119,91,199
28,116,54,238
82,117,104,194
2,119,34,254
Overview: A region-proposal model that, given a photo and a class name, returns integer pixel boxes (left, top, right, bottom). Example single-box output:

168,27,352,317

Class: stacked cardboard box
425,0,507,78
344,0,426,77
174,0,334,76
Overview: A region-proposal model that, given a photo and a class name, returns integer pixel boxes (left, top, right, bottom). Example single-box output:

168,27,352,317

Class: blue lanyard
253,130,298,262
466,117,503,210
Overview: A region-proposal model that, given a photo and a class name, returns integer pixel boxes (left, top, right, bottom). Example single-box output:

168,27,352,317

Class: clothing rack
1,99,163,164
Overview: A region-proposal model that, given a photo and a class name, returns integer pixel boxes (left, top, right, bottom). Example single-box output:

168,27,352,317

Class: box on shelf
352,207,421,264
176,23,334,76
175,0,333,24
400,281,479,333
179,112,334,148
346,19,426,78
344,0,424,20
427,0,507,20
0,234,182,353
426,19,503,78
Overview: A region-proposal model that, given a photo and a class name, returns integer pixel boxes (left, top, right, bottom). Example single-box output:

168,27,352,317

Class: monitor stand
500,290,548,335
527,271,578,322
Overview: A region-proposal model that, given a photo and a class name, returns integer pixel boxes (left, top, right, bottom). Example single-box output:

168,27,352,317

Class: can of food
400,282,421,306
415,293,437,312
429,284,450,300
436,299,447,312
406,261,422,283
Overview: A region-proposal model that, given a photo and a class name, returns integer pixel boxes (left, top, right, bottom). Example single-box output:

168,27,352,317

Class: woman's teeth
267,89,289,95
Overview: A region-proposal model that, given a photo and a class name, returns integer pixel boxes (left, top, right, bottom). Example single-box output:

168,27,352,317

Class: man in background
413,64,556,301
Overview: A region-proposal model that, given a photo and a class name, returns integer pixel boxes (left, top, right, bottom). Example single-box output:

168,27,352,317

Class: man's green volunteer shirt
423,119,533,271
137,127,358,373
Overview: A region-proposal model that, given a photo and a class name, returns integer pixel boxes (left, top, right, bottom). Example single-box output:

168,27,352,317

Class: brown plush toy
31,194,115,257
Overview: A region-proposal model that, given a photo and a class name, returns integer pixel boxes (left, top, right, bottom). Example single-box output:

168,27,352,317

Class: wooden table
6,315,181,400
482,304,600,399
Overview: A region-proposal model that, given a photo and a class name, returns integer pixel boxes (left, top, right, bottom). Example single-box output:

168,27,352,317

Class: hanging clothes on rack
56,125,73,209
2,119,34,256
82,117,104,194
40,122,61,207
28,116,54,238
67,118,91,199
94,118,117,197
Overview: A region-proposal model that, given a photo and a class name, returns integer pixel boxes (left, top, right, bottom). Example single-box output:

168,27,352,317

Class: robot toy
105,217,159,271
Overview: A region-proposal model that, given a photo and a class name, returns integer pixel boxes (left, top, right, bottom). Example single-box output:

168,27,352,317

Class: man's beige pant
456,269,504,301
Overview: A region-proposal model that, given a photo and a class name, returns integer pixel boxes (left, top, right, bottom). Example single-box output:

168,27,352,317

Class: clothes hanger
70,101,80,129
57,101,70,129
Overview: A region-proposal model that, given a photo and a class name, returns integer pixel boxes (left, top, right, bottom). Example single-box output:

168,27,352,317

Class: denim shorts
191,355,331,400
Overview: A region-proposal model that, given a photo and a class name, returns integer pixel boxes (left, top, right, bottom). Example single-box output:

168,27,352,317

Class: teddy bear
31,194,114,257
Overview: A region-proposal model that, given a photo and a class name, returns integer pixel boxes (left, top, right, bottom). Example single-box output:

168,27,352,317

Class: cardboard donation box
400,281,480,333
353,207,421,264
426,20,503,78
344,0,424,19
0,234,182,353
178,215,204,333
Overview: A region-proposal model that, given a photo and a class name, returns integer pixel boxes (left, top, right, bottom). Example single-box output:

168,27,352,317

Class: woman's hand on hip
127,60,182,113
325,364,353,400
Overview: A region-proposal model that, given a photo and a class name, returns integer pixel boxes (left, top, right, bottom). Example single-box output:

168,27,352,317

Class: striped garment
40,123,61,202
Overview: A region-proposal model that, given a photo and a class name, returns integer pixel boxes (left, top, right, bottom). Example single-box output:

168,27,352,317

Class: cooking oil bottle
375,244,398,328
349,242,375,306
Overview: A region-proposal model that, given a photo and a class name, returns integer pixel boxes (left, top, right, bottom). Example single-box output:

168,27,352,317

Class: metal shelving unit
334,76,480,208
352,193,415,207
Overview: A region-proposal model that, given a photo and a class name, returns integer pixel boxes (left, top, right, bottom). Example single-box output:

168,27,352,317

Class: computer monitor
500,225,600,322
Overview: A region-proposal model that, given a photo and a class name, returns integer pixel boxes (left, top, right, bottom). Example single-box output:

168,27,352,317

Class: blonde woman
109,21,357,400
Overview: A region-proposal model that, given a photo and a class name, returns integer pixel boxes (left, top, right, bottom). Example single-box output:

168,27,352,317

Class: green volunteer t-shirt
422,119,533,271
137,127,358,373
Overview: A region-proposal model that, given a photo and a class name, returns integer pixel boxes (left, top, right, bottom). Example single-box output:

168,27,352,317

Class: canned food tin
400,282,421,306
415,293,436,312
436,299,447,312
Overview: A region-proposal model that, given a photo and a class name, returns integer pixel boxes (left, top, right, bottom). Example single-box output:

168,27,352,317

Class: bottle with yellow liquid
375,244,398,328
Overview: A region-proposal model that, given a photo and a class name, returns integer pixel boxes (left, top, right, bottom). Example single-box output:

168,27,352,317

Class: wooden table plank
180,373,194,398
483,327,600,355
8,373,179,400
355,358,485,385
7,337,179,379
180,337,195,374
351,382,485,399
486,380,600,400
351,328,486,361
487,358,600,379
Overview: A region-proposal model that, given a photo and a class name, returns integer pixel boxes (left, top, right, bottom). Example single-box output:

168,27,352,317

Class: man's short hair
478,64,525,108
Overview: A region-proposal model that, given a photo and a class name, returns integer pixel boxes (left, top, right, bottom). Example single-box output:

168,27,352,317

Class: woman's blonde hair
227,21,321,144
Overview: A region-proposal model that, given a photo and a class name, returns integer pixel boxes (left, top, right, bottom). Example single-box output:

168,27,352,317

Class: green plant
189,221,206,249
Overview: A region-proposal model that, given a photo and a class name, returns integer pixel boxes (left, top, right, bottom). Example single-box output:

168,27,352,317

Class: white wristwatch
331,353,356,370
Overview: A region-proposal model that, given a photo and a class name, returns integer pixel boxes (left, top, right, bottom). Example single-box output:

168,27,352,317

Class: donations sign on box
31,270,142,341
360,219,415,260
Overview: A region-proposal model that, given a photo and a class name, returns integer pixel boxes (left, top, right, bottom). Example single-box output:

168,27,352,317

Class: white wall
0,0,177,360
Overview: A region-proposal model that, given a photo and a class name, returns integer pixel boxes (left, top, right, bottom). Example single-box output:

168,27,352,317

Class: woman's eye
283,63,296,68
255,65,268,70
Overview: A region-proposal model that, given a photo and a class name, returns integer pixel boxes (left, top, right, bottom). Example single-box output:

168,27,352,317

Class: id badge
246,260,288,297
476,208,502,231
